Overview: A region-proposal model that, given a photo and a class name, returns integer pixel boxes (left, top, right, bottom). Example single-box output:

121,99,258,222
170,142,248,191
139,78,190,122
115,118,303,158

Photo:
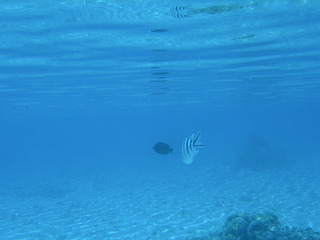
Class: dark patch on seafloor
186,212,320,240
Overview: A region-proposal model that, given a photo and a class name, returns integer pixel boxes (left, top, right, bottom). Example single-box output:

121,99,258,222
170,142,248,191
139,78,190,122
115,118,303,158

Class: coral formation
187,212,320,240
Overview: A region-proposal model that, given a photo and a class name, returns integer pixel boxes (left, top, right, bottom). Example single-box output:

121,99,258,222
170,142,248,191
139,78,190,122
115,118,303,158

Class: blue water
1,0,320,239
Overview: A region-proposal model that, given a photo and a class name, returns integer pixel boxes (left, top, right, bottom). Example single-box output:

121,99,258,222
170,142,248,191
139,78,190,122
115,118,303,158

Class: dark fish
153,142,173,154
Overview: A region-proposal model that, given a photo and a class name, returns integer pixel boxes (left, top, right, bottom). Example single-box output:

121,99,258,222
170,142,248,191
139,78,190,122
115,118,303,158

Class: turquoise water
1,1,320,239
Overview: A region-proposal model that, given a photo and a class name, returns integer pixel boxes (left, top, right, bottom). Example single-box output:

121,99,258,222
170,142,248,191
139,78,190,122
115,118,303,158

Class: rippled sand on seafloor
0,162,319,240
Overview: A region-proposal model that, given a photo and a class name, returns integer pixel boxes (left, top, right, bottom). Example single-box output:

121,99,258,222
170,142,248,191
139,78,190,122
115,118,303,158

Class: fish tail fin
193,131,204,149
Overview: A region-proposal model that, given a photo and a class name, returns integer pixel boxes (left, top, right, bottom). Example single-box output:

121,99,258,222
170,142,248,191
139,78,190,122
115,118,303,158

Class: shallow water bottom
0,161,319,240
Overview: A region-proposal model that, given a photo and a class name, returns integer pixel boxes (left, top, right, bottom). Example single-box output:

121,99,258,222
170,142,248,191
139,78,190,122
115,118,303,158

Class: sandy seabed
0,161,319,240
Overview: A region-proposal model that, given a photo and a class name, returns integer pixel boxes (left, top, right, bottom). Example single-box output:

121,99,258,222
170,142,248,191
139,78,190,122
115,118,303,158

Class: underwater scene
0,0,320,239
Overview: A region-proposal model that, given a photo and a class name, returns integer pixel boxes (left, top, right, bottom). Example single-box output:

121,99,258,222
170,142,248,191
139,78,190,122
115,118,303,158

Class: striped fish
171,4,256,19
171,5,191,19
181,131,204,165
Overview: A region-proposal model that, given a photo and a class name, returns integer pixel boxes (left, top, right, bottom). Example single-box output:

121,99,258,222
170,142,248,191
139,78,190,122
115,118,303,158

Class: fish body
153,142,173,154
181,131,204,164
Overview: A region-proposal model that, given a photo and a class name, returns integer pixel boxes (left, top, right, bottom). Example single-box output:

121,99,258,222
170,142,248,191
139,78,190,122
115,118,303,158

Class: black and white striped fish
171,5,191,19
171,4,256,19
181,131,204,164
